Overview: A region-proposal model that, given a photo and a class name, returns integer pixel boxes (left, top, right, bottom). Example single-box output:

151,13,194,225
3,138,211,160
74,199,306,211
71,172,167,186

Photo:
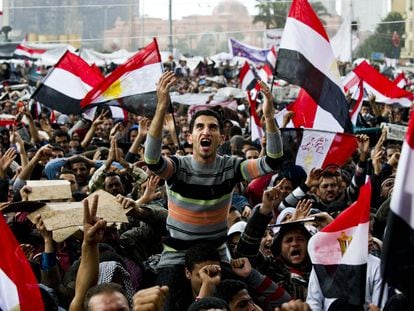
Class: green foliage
355,12,405,59
253,0,328,29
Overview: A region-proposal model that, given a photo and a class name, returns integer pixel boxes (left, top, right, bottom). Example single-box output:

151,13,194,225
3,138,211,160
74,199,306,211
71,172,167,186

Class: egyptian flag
0,114,16,126
275,0,353,133
277,89,346,132
258,46,277,83
350,79,364,126
393,72,408,89
81,38,163,118
352,61,413,107
381,109,414,299
295,129,357,175
308,180,371,307
13,41,47,60
0,215,44,310
239,61,264,141
32,51,104,115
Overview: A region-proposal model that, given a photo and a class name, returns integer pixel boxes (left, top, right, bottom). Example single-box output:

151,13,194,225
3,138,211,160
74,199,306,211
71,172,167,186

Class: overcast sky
140,0,258,20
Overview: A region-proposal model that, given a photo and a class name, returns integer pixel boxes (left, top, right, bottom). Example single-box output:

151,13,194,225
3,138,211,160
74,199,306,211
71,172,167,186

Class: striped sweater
145,131,283,246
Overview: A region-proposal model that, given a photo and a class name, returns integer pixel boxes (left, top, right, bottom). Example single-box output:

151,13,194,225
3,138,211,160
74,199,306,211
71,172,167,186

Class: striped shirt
145,131,283,247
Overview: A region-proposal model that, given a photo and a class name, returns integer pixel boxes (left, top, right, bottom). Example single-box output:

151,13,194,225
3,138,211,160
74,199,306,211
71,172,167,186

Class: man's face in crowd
277,179,293,200
55,135,69,153
260,229,274,258
245,149,259,160
129,129,138,142
95,124,106,138
104,175,125,196
190,115,223,163
88,291,129,311
103,118,113,135
51,149,64,159
71,162,89,186
185,260,221,297
280,229,307,266
161,147,172,157
317,176,339,203
229,289,263,311
60,173,78,193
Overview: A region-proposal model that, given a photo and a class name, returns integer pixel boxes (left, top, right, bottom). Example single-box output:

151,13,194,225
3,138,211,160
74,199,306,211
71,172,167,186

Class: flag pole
377,279,386,308
168,99,184,153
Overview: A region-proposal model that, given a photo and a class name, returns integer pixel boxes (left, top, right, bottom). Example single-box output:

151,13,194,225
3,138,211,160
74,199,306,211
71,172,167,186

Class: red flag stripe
288,0,330,42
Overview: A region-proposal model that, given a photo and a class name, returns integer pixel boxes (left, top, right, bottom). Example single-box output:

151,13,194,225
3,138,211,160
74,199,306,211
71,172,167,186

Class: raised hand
83,195,107,245
291,199,312,221
132,285,169,311
231,257,252,278
258,80,274,118
156,71,177,110
0,148,17,177
261,178,284,215
304,168,322,188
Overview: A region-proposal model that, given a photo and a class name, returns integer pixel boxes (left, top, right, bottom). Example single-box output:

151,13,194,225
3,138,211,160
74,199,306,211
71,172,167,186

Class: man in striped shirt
144,71,284,269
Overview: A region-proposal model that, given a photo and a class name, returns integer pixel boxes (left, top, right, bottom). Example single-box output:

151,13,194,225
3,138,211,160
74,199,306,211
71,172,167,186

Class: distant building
103,0,266,54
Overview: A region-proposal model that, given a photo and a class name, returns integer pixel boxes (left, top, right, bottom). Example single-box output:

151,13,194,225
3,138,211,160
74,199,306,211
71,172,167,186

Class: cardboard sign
380,122,407,142
27,180,72,201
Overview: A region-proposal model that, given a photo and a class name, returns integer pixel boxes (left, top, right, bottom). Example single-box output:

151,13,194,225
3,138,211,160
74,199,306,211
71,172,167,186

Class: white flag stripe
0,269,20,310
281,18,343,92
295,130,335,174
308,222,369,266
43,67,93,99
312,105,344,132
91,62,162,103
390,140,414,230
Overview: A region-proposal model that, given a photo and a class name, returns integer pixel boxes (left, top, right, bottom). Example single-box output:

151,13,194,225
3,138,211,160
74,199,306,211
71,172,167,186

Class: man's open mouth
200,139,211,147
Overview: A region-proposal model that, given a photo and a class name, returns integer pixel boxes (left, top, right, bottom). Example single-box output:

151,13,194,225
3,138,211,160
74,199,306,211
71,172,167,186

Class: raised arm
144,72,177,179
69,195,107,311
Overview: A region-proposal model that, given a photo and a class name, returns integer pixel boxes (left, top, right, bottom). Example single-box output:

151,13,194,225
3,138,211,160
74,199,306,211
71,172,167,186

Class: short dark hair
189,109,224,134
68,156,89,167
51,145,65,153
58,169,75,178
104,171,121,179
214,279,247,304
52,130,70,142
84,282,127,311
185,243,221,272
188,297,229,311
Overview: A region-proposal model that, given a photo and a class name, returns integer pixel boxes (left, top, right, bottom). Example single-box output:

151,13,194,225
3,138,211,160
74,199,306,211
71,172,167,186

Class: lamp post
168,0,173,54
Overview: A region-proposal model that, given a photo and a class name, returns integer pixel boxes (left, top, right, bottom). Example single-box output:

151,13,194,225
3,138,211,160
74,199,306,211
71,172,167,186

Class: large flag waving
352,61,413,107
32,51,104,115
275,0,353,133
308,180,371,307
81,38,163,117
0,215,44,310
381,109,414,299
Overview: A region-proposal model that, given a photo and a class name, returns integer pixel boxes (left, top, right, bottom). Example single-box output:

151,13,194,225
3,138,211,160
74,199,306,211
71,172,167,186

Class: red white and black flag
0,215,44,310
81,38,163,118
31,51,104,115
275,0,353,133
239,61,264,141
308,180,371,307
381,109,414,299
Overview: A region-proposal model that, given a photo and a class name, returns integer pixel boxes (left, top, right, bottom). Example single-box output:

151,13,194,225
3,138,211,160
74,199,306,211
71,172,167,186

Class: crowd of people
0,56,413,311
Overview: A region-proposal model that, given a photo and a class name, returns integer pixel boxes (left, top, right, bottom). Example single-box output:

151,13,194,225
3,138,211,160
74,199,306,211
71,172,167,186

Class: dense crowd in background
0,57,413,311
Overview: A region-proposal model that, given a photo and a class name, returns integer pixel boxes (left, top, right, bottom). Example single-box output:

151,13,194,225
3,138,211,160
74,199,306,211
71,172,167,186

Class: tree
253,0,328,29
355,12,405,59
